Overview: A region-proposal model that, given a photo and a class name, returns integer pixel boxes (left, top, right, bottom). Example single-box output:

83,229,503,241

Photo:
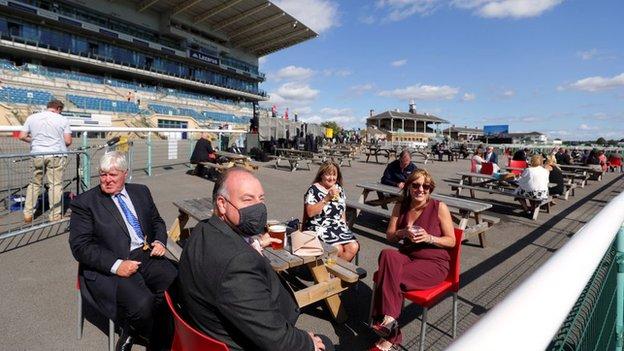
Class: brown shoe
24,215,33,224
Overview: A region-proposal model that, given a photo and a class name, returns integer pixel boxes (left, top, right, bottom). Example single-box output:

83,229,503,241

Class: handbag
291,230,324,257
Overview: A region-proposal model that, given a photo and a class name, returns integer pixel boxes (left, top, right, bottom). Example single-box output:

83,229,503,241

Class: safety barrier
447,191,624,351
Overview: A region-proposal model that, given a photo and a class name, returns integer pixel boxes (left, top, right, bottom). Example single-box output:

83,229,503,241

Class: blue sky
258,0,624,141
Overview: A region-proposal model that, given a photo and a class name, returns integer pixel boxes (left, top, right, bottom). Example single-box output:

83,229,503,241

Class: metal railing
447,190,624,351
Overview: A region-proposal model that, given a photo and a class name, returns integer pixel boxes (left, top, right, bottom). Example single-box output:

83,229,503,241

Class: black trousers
116,248,177,349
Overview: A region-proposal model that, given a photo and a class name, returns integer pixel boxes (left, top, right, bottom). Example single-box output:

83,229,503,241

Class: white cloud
379,84,459,100
453,0,563,18
349,83,374,95
270,65,314,81
258,56,268,65
391,59,407,67
500,89,515,98
275,82,319,101
375,0,442,21
576,49,598,61
304,107,362,128
462,92,476,101
323,68,352,77
564,73,624,92
360,15,376,24
578,124,598,131
273,0,340,34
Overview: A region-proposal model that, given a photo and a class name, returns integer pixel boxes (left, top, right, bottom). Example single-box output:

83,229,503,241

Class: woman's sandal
371,319,399,338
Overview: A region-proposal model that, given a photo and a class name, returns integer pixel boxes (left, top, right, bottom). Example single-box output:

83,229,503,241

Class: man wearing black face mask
178,167,332,351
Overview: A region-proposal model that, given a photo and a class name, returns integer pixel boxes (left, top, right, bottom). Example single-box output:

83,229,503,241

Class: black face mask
223,197,267,237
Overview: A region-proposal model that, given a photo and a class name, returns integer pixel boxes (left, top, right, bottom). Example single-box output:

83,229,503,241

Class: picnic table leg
307,259,348,323
376,191,390,210
168,211,189,242
474,213,487,248
359,189,371,204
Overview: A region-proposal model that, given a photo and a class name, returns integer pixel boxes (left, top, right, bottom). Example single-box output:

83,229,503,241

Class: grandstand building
366,102,449,144
0,0,317,138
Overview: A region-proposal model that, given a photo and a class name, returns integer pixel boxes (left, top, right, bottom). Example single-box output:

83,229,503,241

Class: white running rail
447,190,624,351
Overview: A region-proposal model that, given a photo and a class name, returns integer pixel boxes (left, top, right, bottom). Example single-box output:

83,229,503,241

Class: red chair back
449,228,464,290
509,160,528,176
480,162,494,175
608,156,622,167
165,291,229,351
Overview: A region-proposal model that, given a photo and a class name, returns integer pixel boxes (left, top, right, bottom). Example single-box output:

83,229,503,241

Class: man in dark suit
69,151,177,351
484,146,498,165
178,167,332,351
380,150,418,189
190,132,216,178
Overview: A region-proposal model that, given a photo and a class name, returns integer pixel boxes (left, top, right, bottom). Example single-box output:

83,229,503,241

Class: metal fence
447,191,624,351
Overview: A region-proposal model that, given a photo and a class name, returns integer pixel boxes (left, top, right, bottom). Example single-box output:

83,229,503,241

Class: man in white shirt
19,99,72,222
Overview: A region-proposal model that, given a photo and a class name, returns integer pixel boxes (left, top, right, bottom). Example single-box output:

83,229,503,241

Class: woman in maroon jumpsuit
370,169,456,351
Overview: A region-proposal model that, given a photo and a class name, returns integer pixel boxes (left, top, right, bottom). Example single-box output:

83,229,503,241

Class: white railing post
147,131,152,176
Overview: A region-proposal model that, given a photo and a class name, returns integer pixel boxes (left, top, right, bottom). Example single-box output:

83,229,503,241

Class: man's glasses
411,183,431,191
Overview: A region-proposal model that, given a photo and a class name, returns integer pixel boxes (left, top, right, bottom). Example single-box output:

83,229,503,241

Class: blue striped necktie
114,194,145,241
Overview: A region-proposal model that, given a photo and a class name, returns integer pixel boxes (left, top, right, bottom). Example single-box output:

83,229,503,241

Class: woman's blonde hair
312,161,343,186
530,154,544,167
400,169,436,210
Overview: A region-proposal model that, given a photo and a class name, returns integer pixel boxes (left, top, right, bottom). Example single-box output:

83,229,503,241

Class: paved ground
1,153,622,350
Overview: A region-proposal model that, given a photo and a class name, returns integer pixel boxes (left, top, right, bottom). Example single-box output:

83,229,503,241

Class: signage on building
483,125,509,137
189,50,219,65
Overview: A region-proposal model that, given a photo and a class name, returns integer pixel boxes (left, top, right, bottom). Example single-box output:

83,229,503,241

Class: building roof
507,131,545,137
442,126,483,134
367,110,449,124
136,0,318,56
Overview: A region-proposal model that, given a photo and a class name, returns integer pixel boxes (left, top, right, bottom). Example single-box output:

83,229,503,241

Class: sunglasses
410,183,432,191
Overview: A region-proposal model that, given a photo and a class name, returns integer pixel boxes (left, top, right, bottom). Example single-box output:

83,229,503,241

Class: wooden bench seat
274,156,312,172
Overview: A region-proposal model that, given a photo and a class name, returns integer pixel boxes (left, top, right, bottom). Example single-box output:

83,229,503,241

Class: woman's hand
406,227,432,244
327,186,339,200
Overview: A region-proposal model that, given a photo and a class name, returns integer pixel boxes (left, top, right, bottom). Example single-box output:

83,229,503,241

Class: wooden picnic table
166,197,363,322
506,166,588,188
558,164,603,181
214,150,258,171
353,181,497,247
365,147,397,164
274,148,314,171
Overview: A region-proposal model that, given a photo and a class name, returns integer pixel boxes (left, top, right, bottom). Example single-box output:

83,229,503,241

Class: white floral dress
303,183,356,246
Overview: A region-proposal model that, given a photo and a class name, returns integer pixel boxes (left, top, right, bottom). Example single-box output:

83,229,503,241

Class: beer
268,224,286,250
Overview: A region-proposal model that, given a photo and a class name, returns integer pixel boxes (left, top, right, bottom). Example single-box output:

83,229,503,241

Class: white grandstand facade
0,0,317,133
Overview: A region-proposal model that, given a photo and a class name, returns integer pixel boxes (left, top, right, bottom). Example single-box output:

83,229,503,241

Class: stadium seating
0,86,53,105
68,94,140,113
0,59,18,71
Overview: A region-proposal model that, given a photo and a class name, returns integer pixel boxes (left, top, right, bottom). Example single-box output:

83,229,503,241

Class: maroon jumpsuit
371,199,450,344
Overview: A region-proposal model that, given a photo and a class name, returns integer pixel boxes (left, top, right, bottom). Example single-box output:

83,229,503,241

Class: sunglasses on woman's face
410,183,431,191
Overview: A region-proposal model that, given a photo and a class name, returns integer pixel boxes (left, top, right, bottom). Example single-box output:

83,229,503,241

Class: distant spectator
459,143,469,159
381,150,418,189
512,148,529,161
126,91,132,102
19,99,71,223
584,149,602,171
471,147,486,173
544,155,564,200
598,150,608,172
484,146,498,165
515,155,550,215
190,132,215,178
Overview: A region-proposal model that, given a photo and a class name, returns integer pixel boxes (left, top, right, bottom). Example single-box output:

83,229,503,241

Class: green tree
596,137,607,145
321,121,342,135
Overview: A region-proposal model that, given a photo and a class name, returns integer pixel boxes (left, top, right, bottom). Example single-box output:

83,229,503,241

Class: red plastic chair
369,228,463,351
508,160,528,176
480,162,494,175
165,291,229,351
608,156,622,172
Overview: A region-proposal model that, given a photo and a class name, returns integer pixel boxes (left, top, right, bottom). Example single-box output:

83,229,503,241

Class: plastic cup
266,219,280,232
268,224,286,250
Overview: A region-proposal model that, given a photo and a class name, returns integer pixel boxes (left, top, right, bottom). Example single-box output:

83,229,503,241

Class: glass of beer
268,224,286,250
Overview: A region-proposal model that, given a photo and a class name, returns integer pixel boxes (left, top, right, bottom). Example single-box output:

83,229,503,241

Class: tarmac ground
1,152,622,350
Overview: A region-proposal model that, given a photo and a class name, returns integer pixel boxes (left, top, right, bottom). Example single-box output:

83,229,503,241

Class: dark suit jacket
380,160,417,187
190,138,214,163
69,183,167,320
485,152,498,165
178,216,313,351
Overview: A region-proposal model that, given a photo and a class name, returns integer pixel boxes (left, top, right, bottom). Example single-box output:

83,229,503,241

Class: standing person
303,162,359,262
19,99,72,223
370,170,456,351
484,146,498,165
178,168,333,351
69,152,178,351
190,132,215,178
380,150,418,189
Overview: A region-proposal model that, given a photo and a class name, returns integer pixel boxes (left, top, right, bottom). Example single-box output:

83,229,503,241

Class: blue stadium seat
68,94,140,113
0,86,53,105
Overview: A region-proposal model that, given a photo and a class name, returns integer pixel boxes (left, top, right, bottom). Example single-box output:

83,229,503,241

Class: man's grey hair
399,149,411,159
100,151,128,172
212,167,253,205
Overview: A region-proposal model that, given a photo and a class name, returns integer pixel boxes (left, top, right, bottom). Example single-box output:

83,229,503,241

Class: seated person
190,132,216,177
512,148,530,161
69,152,177,351
484,146,498,165
178,168,333,351
380,150,418,189
459,143,469,158
544,155,564,202
584,149,602,172
471,147,486,173
369,170,456,351
514,155,550,215
598,150,608,172
303,161,359,262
